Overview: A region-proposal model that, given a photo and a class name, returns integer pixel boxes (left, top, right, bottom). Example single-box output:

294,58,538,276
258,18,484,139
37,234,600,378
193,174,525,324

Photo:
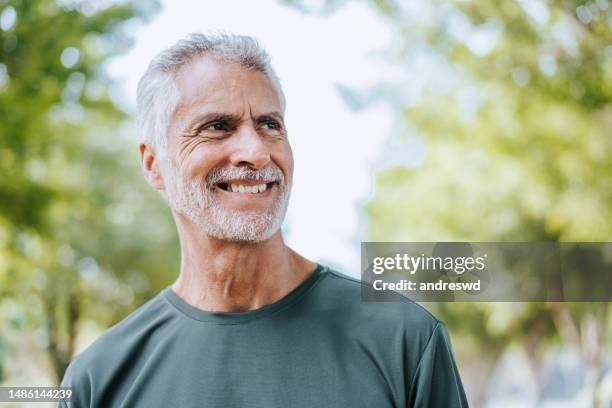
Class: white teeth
227,183,268,194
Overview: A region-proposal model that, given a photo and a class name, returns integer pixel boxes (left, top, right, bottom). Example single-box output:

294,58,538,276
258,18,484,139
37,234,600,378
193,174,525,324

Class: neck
170,214,316,312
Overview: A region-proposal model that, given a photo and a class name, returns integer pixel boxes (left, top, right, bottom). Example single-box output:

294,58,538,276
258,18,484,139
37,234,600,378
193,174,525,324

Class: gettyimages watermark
361,242,611,302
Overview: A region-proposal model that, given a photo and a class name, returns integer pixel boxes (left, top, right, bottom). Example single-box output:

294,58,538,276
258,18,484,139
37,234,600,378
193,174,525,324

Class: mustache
205,165,285,185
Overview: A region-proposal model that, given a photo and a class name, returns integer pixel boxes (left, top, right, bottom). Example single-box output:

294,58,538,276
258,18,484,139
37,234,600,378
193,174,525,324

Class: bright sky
109,0,394,276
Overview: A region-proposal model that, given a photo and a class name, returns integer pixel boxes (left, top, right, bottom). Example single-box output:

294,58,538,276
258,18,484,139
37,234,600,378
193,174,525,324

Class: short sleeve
408,322,469,407
57,359,92,408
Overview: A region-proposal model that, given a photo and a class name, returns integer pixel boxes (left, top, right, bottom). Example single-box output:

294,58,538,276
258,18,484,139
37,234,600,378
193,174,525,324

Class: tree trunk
523,319,548,404
463,346,504,408
45,284,80,384
552,304,609,408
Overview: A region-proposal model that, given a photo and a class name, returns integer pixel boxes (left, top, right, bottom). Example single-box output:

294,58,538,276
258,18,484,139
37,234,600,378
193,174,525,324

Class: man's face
159,56,293,242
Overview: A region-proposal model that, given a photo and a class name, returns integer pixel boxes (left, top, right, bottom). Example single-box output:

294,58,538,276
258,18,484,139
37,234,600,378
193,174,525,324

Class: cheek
274,142,294,182
178,143,221,181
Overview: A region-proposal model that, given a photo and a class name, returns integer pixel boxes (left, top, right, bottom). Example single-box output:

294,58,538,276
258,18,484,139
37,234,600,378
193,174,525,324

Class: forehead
171,55,282,124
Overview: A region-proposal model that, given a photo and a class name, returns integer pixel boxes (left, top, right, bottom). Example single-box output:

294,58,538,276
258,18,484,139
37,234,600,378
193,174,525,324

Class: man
59,32,468,407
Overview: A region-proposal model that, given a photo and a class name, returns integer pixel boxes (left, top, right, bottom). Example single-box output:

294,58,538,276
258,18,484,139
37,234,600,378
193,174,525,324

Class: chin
196,210,283,243
210,225,280,243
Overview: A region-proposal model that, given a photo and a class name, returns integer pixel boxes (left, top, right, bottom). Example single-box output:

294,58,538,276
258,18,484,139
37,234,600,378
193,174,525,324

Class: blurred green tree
0,0,178,383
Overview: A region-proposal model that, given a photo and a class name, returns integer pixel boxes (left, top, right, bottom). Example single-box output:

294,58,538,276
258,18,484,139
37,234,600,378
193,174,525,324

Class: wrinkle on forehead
170,56,283,132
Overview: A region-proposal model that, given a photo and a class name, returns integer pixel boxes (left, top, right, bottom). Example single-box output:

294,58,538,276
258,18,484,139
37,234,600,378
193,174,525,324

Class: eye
263,121,279,130
205,121,227,131
259,119,285,134
258,119,286,138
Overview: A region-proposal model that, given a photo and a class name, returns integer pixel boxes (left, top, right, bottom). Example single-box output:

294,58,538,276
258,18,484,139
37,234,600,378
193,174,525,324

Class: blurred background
0,0,610,406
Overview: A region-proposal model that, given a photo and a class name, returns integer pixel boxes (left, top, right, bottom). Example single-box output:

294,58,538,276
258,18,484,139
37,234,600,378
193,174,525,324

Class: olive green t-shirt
59,265,468,407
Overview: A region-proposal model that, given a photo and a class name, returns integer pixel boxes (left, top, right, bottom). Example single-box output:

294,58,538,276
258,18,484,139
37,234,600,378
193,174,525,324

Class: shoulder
312,267,453,388
314,267,441,340
60,292,173,396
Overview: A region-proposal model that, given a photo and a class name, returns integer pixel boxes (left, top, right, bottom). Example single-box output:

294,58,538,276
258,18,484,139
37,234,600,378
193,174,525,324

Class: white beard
162,159,290,242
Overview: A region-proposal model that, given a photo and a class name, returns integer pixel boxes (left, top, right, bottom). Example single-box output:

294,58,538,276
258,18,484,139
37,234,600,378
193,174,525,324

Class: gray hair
136,32,286,149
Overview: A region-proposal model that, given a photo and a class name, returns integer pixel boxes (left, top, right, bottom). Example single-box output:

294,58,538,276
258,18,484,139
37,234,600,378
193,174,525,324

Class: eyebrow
184,112,240,131
255,111,284,124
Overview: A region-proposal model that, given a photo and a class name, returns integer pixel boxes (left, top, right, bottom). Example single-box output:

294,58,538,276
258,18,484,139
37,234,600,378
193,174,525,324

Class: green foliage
0,0,177,383
366,0,611,242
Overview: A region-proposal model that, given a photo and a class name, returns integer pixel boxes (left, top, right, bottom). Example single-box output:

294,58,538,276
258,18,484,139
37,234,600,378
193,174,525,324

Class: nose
228,124,271,169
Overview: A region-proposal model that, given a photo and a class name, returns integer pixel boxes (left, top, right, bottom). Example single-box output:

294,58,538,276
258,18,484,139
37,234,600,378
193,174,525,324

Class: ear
139,143,166,192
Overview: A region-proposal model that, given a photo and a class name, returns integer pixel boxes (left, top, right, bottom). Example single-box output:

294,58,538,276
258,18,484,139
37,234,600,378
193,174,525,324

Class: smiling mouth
216,181,277,194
